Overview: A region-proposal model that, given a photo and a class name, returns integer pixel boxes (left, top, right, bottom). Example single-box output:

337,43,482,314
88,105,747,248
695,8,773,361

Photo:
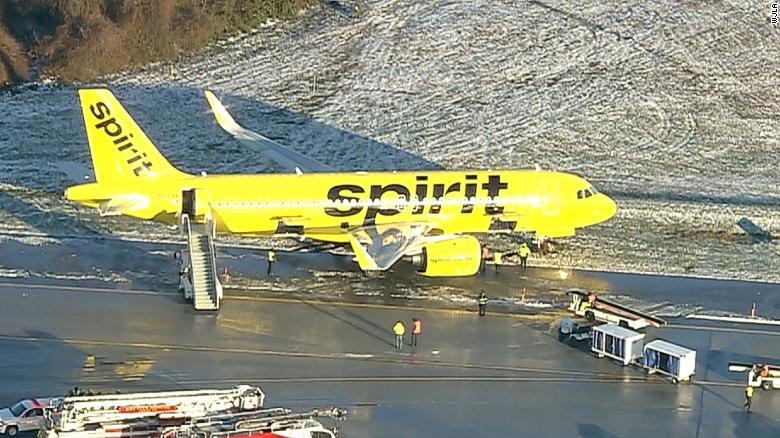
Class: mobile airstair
179,213,222,311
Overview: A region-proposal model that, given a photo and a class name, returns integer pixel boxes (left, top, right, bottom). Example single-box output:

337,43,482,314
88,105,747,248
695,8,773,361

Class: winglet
205,90,239,130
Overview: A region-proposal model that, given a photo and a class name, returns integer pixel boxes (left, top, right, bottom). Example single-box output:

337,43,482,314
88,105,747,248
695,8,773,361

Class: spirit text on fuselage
325,174,509,225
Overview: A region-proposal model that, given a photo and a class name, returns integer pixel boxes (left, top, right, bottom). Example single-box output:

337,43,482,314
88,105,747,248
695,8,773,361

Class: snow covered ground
0,0,778,283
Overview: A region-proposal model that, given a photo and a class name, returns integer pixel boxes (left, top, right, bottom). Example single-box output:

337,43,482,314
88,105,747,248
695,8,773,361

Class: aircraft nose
594,194,618,221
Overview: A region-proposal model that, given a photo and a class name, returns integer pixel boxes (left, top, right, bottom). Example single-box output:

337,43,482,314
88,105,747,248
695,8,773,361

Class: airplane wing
204,91,334,173
344,222,445,271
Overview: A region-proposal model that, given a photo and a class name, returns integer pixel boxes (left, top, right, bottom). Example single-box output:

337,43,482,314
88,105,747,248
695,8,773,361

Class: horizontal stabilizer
98,194,149,216
57,161,94,183
204,91,333,173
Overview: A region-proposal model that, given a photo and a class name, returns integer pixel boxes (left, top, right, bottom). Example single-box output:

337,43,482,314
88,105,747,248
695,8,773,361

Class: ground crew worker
493,251,503,272
411,318,422,346
393,320,405,350
478,291,488,317
538,237,547,255
481,245,490,273
756,363,770,386
744,385,754,412
518,242,531,268
267,250,276,275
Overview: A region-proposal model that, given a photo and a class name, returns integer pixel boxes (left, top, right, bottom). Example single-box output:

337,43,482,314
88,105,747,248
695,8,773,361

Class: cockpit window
577,187,598,199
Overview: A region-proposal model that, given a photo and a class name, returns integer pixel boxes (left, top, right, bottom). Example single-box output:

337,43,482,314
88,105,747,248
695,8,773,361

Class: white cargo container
591,324,645,366
643,339,696,384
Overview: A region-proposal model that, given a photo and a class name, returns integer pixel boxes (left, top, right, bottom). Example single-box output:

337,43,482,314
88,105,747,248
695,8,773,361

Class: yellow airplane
65,89,617,276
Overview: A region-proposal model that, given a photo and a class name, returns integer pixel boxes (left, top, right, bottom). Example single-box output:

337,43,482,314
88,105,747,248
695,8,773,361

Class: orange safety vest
412,319,422,335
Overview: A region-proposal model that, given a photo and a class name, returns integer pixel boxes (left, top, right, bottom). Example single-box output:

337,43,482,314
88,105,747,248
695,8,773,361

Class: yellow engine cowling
414,236,482,277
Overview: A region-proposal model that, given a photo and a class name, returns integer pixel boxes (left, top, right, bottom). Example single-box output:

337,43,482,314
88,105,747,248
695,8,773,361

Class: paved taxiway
1,262,779,437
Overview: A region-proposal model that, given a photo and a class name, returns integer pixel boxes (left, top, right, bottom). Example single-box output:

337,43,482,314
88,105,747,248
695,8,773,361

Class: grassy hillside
0,0,311,85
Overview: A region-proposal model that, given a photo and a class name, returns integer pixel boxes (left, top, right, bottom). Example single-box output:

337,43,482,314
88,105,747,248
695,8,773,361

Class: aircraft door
182,189,196,217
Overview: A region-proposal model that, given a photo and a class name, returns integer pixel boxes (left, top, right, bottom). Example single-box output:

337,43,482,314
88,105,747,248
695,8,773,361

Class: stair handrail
205,216,221,306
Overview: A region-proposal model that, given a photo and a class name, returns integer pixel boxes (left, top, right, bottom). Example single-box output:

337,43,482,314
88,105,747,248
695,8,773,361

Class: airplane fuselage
67,169,616,242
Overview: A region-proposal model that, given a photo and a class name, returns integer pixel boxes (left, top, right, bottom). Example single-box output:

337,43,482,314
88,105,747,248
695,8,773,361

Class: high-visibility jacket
518,244,531,258
494,252,503,264
746,386,754,397
268,250,276,262
393,322,405,336
412,319,422,335
478,294,488,305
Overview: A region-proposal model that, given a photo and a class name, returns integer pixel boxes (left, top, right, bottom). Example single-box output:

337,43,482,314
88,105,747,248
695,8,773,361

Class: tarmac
0,238,779,437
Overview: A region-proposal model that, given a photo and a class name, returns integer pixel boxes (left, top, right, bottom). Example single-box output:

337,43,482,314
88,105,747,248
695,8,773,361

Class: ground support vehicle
729,362,780,390
45,386,264,435
164,407,347,438
590,324,645,366
642,339,696,384
568,290,666,330
557,317,594,344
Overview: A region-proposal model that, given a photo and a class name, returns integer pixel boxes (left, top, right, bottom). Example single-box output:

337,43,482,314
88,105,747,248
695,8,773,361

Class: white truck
0,398,59,437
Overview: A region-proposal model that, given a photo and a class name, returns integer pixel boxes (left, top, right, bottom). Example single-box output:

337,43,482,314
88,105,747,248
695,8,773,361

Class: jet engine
411,236,482,277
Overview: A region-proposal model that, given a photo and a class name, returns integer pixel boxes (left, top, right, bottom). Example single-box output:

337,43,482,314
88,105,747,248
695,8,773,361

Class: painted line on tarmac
0,280,552,319
152,376,657,385
224,294,560,320
76,375,742,389
665,324,780,336
0,281,176,297
0,334,635,380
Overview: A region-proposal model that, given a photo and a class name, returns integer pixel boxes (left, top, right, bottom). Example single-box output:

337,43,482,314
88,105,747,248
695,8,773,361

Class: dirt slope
0,0,310,85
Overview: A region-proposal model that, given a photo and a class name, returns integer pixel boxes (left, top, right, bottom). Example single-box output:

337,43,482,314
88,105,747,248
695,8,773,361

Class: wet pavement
0,241,779,436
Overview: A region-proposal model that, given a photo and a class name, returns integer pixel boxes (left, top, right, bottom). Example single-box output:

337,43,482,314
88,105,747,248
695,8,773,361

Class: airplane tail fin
78,89,188,183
